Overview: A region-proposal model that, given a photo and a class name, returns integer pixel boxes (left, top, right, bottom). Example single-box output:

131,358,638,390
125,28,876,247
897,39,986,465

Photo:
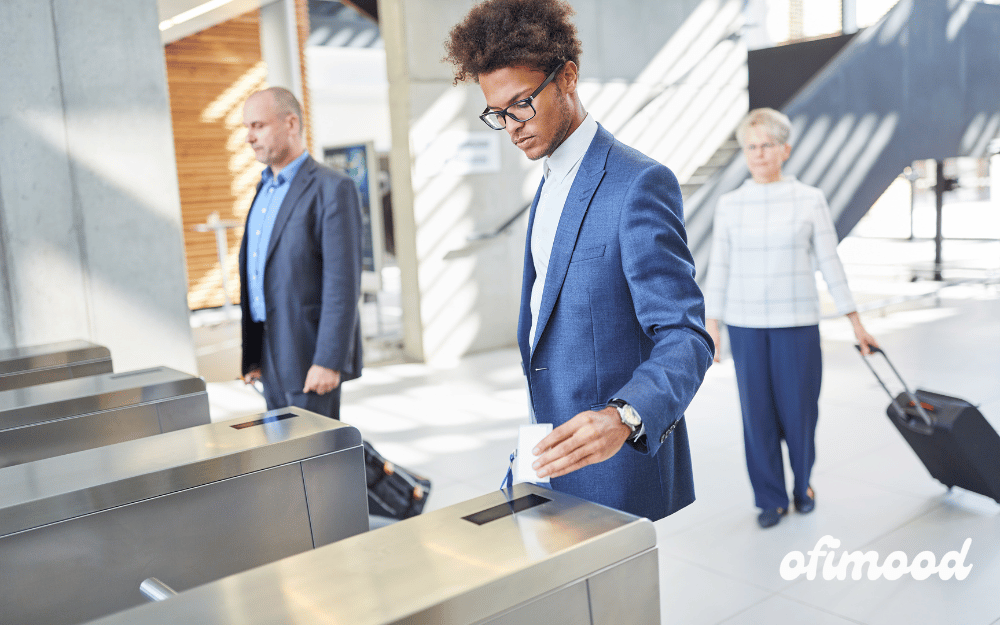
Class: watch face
620,404,641,429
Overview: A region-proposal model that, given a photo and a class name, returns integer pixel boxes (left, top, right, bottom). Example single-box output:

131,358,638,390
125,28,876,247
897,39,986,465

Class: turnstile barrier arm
139,578,178,603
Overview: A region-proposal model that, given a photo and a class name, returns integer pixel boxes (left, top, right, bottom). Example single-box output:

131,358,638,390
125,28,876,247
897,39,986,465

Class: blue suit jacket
518,125,713,521
239,156,363,413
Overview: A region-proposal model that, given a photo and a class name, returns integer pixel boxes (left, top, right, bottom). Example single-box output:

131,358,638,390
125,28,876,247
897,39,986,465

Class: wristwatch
607,399,644,442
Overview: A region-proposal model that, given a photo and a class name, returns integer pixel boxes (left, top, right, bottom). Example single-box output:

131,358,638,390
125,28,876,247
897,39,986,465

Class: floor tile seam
709,592,782,625
803,498,946,565
654,503,747,540
660,551,778,595
767,591,872,625
810,440,922,477
810,469,949,508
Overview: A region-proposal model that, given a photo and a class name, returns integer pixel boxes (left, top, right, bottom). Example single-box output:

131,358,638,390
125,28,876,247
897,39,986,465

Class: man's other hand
303,364,341,395
531,407,630,479
243,368,262,385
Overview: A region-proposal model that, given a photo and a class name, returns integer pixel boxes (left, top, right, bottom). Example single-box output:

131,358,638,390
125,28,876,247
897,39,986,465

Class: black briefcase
858,346,1000,504
363,440,432,520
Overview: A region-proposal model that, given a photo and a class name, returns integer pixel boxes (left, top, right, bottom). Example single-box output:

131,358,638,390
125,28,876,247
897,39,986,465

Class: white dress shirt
528,113,599,350
703,176,856,328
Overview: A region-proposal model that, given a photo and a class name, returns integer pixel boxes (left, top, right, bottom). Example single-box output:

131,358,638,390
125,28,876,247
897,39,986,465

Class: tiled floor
197,229,1000,624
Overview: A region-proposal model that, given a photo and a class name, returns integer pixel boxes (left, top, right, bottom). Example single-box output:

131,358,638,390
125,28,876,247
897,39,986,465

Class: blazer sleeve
614,163,715,457
312,172,363,372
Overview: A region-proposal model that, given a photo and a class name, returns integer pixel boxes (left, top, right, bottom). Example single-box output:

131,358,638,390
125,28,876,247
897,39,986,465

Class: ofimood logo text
780,535,973,581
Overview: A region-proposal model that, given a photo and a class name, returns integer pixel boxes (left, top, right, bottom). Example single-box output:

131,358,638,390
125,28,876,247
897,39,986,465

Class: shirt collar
262,150,310,186
543,114,598,182
742,174,796,189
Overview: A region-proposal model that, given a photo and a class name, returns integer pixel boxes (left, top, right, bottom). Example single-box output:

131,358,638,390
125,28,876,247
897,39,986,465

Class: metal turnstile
0,366,210,468
79,483,660,625
0,340,113,391
0,407,369,625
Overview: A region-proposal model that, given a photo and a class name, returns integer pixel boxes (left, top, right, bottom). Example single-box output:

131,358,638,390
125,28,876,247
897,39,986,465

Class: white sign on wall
416,131,502,178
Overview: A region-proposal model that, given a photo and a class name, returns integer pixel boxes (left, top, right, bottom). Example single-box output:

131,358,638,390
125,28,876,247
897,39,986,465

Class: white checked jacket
703,177,856,328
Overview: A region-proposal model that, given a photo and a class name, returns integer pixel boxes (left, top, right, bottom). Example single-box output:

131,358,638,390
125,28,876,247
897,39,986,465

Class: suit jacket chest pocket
570,245,605,263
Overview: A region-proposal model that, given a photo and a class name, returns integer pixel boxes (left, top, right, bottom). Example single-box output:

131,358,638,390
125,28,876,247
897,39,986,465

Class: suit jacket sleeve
313,173,363,372
614,163,714,457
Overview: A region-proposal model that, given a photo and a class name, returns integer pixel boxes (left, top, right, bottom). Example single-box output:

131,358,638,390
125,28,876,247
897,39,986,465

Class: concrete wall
0,0,197,374
379,0,746,364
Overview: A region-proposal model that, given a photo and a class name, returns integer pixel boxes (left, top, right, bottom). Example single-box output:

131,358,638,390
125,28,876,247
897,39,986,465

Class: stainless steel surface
0,407,361,537
78,484,659,625
0,340,112,391
0,366,204,429
0,408,368,625
139,579,178,603
0,367,210,468
585,549,660,625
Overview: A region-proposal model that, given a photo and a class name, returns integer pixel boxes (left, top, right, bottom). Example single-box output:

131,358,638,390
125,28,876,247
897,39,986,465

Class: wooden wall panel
296,0,315,154
166,12,267,310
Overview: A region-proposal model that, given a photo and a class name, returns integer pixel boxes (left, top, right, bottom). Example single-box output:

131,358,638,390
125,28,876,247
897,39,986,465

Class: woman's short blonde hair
736,108,792,147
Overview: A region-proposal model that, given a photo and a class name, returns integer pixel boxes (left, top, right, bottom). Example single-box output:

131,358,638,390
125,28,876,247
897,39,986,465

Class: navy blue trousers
261,330,342,420
728,325,822,510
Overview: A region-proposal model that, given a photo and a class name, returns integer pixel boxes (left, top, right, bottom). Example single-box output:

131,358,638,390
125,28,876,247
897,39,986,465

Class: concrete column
0,0,197,373
260,0,303,99
842,0,858,34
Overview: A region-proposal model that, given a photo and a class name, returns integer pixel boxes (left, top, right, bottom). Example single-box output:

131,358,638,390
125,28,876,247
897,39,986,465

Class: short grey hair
263,86,304,136
736,108,792,147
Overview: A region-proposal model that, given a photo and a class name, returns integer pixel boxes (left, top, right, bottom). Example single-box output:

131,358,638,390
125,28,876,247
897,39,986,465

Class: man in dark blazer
239,87,363,419
446,0,714,520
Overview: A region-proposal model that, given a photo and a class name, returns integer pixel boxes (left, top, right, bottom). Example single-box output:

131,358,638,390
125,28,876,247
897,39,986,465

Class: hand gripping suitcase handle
855,345,933,427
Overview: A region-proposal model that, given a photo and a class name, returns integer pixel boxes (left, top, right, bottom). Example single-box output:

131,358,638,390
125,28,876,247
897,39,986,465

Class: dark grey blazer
239,155,363,411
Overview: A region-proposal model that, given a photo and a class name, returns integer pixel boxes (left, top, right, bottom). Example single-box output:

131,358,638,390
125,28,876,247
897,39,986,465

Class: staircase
680,136,741,200
684,0,1000,281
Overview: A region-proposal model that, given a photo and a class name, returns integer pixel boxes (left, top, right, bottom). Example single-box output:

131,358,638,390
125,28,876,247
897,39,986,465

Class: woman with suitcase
703,108,879,528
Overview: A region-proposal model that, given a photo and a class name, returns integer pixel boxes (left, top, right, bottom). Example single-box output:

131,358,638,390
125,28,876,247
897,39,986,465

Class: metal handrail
466,202,531,241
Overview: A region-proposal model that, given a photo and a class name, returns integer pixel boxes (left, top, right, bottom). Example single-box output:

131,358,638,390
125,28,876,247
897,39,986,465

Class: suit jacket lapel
265,156,317,266
518,177,546,370
530,126,612,357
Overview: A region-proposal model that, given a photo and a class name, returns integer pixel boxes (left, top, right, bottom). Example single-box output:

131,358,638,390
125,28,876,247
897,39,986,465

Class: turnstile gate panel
78,484,660,625
0,407,369,625
0,366,209,467
0,340,113,391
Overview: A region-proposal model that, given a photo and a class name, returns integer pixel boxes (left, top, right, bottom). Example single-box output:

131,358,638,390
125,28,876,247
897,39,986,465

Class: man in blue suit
446,0,713,520
239,87,363,419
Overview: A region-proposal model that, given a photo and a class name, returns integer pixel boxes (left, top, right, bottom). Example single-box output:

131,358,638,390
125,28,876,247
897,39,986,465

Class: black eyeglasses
480,63,564,130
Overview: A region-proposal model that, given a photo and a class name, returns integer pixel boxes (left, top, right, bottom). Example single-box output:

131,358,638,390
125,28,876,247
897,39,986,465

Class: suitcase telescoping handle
855,345,933,427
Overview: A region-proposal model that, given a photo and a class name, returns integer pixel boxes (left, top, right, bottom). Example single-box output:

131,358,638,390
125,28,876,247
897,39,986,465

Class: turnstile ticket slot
463,493,551,525
231,412,298,430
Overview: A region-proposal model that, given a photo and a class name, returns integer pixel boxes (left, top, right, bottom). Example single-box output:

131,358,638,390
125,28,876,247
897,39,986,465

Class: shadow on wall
7,106,195,370
585,0,748,184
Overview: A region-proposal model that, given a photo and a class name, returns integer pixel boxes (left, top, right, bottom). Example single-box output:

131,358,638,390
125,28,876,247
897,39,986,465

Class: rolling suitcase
248,381,433,518
363,440,432,520
857,346,1000,504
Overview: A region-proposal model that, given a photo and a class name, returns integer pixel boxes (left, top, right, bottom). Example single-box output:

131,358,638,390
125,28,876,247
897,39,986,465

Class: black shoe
757,507,787,528
794,487,816,514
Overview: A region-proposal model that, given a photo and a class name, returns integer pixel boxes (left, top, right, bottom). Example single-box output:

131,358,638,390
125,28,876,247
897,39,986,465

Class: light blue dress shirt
246,150,310,322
